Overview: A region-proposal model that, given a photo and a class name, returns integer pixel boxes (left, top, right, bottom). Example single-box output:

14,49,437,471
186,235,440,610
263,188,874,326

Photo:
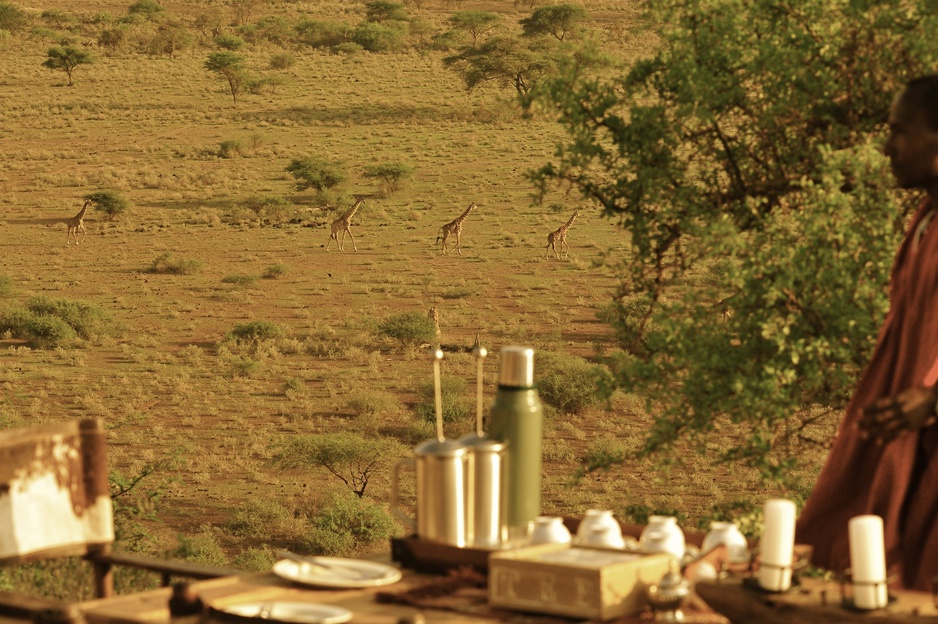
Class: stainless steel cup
391,437,468,547
459,433,507,548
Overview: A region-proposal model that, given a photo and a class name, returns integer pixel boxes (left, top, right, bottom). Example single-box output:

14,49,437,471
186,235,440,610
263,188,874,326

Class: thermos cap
498,346,535,387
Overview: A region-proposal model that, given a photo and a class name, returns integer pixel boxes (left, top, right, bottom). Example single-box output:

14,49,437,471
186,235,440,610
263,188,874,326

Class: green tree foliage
364,0,409,24
0,296,116,348
42,46,92,86
530,0,938,485
377,311,437,347
272,432,404,498
127,0,164,19
520,3,587,41
448,11,501,46
294,19,349,49
286,156,346,192
214,33,244,51
204,51,246,105
0,2,28,32
83,191,129,221
364,162,415,196
443,35,563,100
351,21,407,52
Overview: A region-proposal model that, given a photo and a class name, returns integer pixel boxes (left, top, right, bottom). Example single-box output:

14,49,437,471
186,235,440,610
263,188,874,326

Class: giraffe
436,202,475,255
326,196,366,252
545,210,579,259
66,200,91,245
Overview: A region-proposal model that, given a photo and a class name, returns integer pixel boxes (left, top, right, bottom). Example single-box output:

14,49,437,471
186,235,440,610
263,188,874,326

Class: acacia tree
42,46,93,86
448,10,501,46
530,0,938,487
520,3,587,41
443,35,564,101
83,191,129,221
204,51,246,105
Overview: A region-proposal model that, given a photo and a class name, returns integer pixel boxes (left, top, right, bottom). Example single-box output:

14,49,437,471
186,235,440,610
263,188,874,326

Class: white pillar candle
848,515,888,609
758,498,796,591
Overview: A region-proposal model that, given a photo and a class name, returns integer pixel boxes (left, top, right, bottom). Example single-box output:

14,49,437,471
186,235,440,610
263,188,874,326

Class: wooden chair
0,418,237,603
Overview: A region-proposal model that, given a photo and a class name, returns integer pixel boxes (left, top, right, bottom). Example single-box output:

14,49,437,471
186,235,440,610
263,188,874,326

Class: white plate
218,601,352,624
272,557,403,589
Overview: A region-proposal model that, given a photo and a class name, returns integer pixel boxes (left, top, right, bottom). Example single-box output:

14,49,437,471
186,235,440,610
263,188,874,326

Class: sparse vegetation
146,253,201,275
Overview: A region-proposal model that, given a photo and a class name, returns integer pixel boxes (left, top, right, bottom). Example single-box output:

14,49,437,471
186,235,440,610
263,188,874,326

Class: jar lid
498,346,535,387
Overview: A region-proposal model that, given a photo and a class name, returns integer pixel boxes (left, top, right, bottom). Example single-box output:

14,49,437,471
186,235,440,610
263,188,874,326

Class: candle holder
733,546,807,594
838,569,896,611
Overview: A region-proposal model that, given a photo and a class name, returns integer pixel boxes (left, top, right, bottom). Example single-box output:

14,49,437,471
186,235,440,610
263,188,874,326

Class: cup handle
390,458,416,531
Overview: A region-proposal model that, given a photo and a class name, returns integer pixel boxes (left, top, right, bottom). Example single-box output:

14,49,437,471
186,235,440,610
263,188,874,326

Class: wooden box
488,544,674,621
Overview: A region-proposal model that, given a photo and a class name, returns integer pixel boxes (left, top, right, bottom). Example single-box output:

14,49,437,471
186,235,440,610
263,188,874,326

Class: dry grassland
0,0,786,567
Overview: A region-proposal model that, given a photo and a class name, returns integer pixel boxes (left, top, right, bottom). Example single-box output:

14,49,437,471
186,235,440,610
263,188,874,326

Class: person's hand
860,386,938,443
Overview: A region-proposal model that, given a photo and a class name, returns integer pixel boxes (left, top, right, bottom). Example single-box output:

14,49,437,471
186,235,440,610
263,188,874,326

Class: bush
536,351,615,415
147,252,201,275
377,311,437,347
241,196,298,224
294,19,349,48
286,157,346,193
0,274,12,298
221,274,257,286
363,162,414,196
214,33,244,50
0,296,115,348
223,320,285,345
269,53,295,70
127,0,163,19
350,22,406,53
262,263,288,279
218,139,243,158
346,388,401,417
414,376,472,425
301,493,397,556
83,191,129,221
0,2,28,32
225,500,293,538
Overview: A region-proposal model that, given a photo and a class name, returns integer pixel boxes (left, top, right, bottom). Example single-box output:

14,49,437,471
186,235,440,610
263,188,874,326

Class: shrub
268,53,295,70
221,274,257,286
262,263,288,279
346,388,400,417
301,493,397,556
377,311,436,347
83,191,129,221
223,320,285,346
225,500,293,538
0,2,28,32
536,351,615,415
25,296,113,340
414,376,472,425
127,0,164,19
242,196,298,223
0,274,12,298
218,139,243,158
214,33,244,50
171,526,230,567
363,162,414,196
351,22,406,53
294,19,349,48
147,252,201,275
286,157,346,193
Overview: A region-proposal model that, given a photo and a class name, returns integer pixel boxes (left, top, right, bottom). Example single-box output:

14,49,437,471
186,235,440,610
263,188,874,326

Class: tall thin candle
758,498,796,591
849,515,888,609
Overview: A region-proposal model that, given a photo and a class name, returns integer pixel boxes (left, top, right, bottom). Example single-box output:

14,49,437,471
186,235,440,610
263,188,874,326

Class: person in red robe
795,75,938,591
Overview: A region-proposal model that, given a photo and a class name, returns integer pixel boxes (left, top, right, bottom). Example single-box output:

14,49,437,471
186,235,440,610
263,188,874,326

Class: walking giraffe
326,196,366,252
66,200,91,245
545,210,579,259
436,202,476,255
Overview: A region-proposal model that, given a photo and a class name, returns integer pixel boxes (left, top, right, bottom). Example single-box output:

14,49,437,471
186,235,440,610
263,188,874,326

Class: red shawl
796,198,938,590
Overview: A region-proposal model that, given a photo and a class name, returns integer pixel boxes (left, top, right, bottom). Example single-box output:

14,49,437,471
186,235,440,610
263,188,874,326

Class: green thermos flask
488,345,543,539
